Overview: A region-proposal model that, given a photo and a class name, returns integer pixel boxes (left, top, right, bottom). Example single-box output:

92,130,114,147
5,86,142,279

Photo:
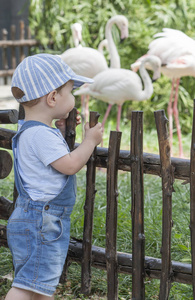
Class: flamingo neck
105,19,121,69
138,63,153,101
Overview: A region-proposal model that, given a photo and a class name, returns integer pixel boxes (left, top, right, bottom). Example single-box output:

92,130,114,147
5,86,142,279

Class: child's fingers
55,119,66,128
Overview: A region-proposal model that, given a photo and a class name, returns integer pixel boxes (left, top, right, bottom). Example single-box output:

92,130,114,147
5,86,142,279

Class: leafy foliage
29,0,195,135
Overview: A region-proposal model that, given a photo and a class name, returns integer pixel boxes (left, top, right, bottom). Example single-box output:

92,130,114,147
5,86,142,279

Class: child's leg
32,294,54,300
5,287,34,300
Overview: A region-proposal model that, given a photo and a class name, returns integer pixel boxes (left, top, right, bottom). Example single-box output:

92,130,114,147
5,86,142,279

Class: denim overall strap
12,121,49,209
12,120,76,210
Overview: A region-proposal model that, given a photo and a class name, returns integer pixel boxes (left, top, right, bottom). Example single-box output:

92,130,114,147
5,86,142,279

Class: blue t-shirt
17,123,69,201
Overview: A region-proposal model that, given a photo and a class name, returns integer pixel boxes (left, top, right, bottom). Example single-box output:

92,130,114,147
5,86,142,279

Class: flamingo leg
167,78,175,156
102,104,113,130
116,105,122,131
80,94,86,139
85,94,90,122
173,78,184,158
101,104,113,147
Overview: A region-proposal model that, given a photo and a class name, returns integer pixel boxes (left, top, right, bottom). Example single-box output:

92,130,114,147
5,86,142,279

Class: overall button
44,205,50,210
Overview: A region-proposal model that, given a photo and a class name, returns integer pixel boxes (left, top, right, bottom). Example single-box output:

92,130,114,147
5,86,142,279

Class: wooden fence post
190,99,195,298
11,24,16,69
106,130,121,300
65,107,77,151
2,28,8,84
19,20,25,62
131,111,145,299
81,111,100,295
154,109,174,300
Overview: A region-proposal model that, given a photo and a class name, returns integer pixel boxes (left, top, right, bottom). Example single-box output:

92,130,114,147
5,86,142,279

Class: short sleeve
30,126,69,166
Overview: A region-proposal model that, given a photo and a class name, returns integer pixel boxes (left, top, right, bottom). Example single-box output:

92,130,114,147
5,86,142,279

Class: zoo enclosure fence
0,107,195,300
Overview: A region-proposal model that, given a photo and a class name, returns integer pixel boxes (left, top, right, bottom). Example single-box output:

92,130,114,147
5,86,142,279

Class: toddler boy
5,53,103,300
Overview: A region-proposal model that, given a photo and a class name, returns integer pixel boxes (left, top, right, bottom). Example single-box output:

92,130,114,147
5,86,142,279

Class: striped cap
11,53,93,103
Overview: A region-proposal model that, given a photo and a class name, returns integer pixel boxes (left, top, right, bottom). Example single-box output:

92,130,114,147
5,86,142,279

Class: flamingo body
61,46,108,77
75,68,147,104
74,55,161,131
131,28,195,157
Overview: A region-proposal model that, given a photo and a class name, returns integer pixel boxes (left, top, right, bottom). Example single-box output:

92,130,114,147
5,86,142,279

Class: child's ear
46,90,57,107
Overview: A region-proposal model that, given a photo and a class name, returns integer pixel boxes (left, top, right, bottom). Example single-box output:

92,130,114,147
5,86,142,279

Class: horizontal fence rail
0,128,191,180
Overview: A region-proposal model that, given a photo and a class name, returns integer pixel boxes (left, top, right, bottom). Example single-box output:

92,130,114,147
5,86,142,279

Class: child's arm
51,122,103,175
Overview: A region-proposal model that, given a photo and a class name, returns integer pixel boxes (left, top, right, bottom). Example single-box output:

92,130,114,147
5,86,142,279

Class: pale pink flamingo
70,23,82,48
131,28,195,158
98,39,109,57
61,15,129,122
74,55,161,132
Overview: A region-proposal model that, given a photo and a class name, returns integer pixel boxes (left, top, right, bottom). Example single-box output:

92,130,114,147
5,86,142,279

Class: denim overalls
7,121,76,296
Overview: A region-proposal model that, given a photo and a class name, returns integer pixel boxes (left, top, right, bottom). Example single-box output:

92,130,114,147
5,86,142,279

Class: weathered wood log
0,126,191,180
155,110,174,300
0,128,15,149
0,39,39,47
0,229,193,285
0,225,8,247
0,196,13,219
81,111,100,295
131,111,145,299
94,147,190,181
0,150,13,179
67,238,192,284
190,99,195,298
0,110,18,124
106,131,121,300
0,69,15,77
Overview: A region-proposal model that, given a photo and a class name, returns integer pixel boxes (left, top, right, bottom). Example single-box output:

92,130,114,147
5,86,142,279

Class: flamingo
61,15,129,122
74,55,161,132
98,39,109,56
71,23,82,48
131,28,195,158
61,15,128,76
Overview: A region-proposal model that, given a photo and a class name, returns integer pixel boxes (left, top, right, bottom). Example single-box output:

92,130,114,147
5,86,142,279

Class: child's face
55,80,75,119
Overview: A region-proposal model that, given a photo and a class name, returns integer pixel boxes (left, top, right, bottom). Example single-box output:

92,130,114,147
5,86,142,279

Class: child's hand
55,118,66,136
55,110,81,134
76,110,81,127
84,122,103,146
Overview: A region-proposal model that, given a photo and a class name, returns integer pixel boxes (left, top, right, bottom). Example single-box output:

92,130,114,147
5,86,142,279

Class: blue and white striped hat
11,53,93,103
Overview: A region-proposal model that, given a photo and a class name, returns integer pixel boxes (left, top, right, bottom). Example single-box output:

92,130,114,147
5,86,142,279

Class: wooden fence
0,20,53,84
0,104,195,299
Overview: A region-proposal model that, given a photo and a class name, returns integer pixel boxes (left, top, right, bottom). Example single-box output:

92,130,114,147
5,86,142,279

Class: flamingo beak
120,27,129,42
152,69,161,81
76,30,82,43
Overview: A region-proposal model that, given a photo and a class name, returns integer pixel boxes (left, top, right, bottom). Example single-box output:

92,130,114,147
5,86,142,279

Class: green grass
0,118,193,299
